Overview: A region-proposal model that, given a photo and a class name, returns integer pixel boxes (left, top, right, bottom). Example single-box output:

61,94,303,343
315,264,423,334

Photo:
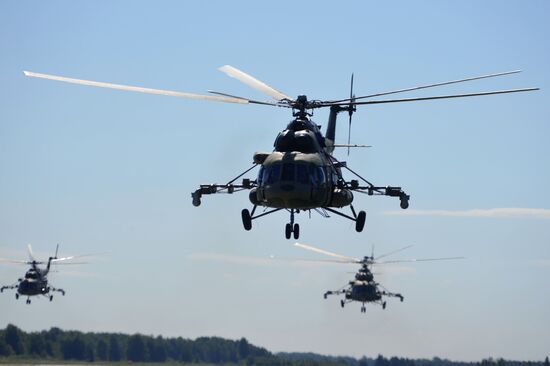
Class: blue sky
1,0,549,361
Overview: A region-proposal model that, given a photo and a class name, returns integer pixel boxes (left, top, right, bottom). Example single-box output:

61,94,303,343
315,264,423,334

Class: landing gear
400,195,409,209
49,295,53,302
26,298,31,305
355,211,366,232
382,301,386,310
361,305,366,313
241,209,252,231
15,293,19,300
284,209,299,239
285,224,292,239
340,300,345,308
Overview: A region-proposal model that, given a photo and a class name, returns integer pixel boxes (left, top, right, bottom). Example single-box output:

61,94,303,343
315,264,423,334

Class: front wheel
241,209,252,231
355,211,366,232
293,224,300,239
285,223,292,239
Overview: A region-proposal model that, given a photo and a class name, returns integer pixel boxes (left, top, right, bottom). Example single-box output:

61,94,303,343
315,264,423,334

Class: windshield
260,163,326,185
25,271,38,279
281,163,295,181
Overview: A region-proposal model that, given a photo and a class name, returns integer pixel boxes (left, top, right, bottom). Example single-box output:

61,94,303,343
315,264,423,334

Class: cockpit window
296,164,309,184
266,164,281,184
281,163,295,181
262,163,326,185
25,271,38,279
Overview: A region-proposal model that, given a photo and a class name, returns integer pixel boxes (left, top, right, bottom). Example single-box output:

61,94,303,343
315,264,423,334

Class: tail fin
47,244,59,271
325,74,356,154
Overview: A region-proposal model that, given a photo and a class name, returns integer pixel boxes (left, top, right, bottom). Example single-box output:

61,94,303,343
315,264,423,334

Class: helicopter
0,244,84,304
24,66,538,238
294,242,462,313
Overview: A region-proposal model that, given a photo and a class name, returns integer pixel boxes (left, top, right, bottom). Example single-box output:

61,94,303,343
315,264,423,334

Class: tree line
0,324,344,365
0,324,548,366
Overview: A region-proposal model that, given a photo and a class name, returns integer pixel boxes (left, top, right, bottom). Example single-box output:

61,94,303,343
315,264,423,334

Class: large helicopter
295,242,462,313
0,244,84,304
24,67,538,238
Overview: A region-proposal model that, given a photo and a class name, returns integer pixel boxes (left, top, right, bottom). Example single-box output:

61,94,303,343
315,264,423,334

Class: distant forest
0,324,548,366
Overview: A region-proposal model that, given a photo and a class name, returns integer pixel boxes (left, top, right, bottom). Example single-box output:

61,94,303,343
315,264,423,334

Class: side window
317,167,326,184
257,166,265,185
281,163,295,181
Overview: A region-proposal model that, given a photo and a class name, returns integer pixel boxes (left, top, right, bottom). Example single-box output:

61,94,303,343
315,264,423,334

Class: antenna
346,73,356,156
371,243,375,260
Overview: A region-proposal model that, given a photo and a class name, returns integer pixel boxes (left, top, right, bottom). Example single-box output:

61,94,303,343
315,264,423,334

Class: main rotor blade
207,90,289,107
51,252,105,263
329,70,523,103
0,258,29,265
325,88,539,107
24,71,250,104
218,65,293,102
375,245,414,261
27,244,35,262
376,256,465,264
333,144,372,148
294,242,359,262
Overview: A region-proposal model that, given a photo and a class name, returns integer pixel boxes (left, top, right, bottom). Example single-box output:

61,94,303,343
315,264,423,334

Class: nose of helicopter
262,182,312,208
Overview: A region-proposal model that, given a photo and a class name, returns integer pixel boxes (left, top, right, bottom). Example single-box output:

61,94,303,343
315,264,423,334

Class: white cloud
384,207,550,219
530,259,550,268
186,252,339,268
187,252,417,275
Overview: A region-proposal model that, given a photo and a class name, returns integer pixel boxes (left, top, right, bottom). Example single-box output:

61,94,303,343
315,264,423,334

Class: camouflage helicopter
0,244,85,304
24,67,538,238
295,242,462,313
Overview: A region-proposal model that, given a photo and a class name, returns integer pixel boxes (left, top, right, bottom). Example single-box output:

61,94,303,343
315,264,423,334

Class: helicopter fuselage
247,117,353,210
16,268,50,296
249,151,353,210
17,278,50,296
347,281,382,303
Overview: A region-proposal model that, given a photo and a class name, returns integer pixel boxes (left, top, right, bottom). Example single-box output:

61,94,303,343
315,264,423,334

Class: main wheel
355,211,366,232
49,296,53,302
293,223,300,239
340,300,345,308
382,302,386,310
241,209,252,231
285,223,292,239
15,293,19,300
400,197,409,209
26,299,30,305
